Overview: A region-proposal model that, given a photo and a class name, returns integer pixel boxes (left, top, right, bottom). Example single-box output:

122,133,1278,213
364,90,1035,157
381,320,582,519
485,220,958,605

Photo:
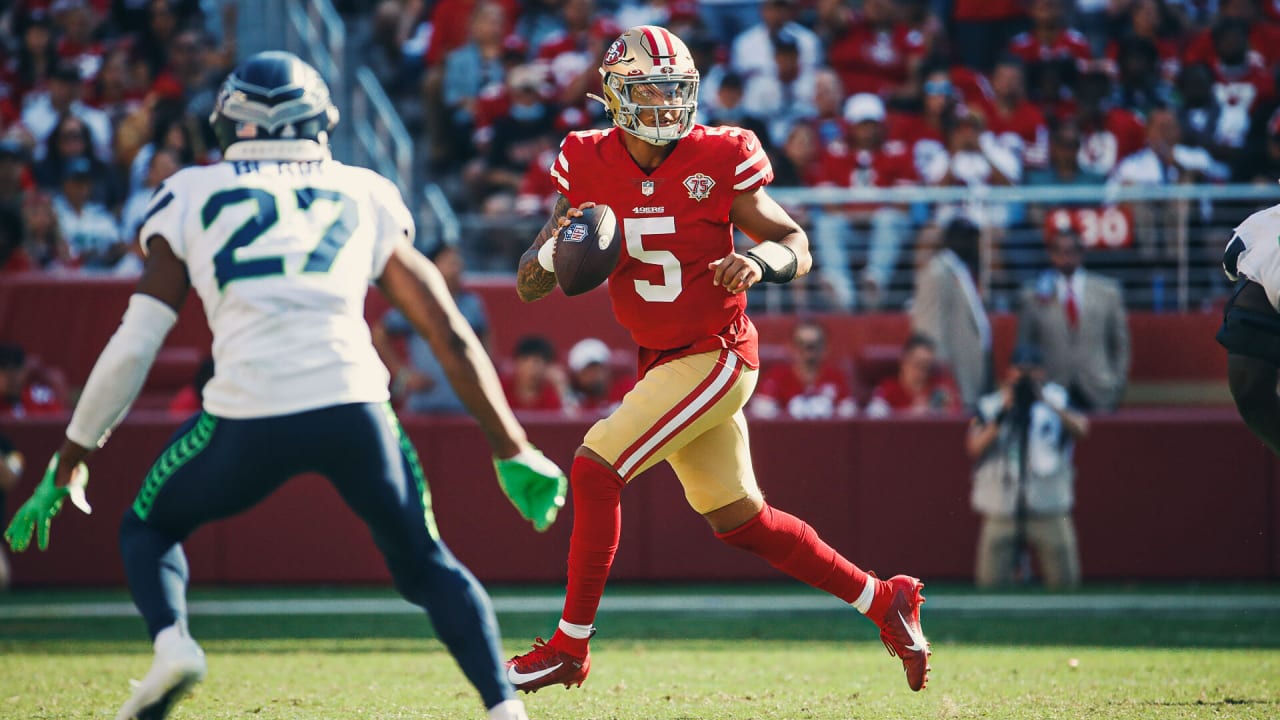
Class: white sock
558,618,594,639
487,699,528,720
851,575,877,615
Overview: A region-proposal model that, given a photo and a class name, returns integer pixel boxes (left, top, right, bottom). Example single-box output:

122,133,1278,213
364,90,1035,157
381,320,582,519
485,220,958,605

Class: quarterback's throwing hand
4,454,91,552
494,447,568,532
709,252,763,294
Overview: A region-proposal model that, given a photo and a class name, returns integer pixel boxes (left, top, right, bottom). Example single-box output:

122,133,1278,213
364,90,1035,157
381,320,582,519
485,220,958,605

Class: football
554,204,621,296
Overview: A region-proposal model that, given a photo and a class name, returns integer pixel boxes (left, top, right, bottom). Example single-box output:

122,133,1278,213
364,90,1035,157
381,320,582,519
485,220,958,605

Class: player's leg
1028,514,1081,590
117,412,297,720
671,410,930,690
318,403,524,719
1218,279,1280,455
974,516,1017,588
508,349,750,692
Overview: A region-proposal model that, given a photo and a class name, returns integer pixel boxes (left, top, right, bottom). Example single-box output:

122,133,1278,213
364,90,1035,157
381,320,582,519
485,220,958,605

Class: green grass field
2,584,1279,719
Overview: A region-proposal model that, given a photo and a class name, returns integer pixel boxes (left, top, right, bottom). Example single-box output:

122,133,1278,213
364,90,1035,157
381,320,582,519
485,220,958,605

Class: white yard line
1,593,1279,620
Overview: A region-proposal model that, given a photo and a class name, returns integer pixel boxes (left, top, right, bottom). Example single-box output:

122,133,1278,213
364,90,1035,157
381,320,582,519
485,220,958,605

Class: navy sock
120,510,190,640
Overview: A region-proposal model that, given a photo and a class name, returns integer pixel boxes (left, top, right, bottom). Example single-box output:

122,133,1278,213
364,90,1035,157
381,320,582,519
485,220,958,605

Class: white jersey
1229,205,1280,310
139,149,411,419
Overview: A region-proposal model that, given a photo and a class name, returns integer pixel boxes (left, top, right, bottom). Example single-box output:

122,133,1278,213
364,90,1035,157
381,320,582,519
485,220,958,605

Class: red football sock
716,504,893,624
550,455,625,657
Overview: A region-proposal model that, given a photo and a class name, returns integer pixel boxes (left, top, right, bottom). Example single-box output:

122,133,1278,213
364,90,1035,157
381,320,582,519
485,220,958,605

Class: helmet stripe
643,26,673,66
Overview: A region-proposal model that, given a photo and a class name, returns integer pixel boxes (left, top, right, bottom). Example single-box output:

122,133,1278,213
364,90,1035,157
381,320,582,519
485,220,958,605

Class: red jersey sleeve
727,127,773,195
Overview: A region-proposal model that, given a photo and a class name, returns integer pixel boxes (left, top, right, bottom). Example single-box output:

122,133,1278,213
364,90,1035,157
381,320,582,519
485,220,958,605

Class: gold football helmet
591,25,699,146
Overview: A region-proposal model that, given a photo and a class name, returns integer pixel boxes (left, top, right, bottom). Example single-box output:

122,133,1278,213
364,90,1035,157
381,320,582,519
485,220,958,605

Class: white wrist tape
537,237,557,273
66,294,178,449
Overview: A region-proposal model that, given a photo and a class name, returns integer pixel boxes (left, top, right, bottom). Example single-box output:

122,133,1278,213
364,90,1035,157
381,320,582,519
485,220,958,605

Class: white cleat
115,622,207,720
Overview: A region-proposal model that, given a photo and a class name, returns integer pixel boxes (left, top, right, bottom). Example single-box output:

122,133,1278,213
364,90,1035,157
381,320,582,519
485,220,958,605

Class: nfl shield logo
683,173,715,202
564,222,589,243
641,180,655,196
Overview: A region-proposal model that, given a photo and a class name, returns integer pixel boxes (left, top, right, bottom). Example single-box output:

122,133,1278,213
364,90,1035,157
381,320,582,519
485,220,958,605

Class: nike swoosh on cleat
898,611,928,652
507,663,563,685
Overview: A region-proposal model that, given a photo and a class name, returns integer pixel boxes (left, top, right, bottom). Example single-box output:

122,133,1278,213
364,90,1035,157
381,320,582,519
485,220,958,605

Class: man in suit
912,217,993,409
1017,223,1130,412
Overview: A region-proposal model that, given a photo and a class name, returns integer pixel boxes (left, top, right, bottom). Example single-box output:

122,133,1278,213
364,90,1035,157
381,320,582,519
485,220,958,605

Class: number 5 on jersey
203,187,357,290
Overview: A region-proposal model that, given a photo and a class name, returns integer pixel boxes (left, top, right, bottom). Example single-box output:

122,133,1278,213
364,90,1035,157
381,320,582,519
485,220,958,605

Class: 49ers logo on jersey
604,38,626,66
683,173,715,202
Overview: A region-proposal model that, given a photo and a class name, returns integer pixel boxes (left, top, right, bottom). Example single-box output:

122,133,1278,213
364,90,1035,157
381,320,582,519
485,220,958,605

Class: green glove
494,447,567,532
5,454,91,552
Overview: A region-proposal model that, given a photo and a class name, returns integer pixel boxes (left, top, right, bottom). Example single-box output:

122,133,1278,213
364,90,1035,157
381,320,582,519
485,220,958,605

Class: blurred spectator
54,156,124,271
465,63,557,209
1017,223,1130,412
911,216,992,409
1112,37,1175,118
1075,62,1147,177
805,68,846,149
502,335,569,412
534,0,617,110
748,319,857,419
865,333,961,417
0,427,22,590
1108,106,1221,186
424,0,519,68
33,113,118,208
53,0,107,82
20,192,73,271
1025,56,1079,122
1196,18,1276,152
0,206,29,273
1007,0,1091,69
821,0,927,100
168,356,214,417
127,111,199,195
895,63,962,177
984,58,1050,170
373,244,490,415
8,11,59,105
514,0,569,55
925,105,1022,231
1236,106,1280,183
1176,63,1238,165
1104,0,1183,82
134,0,186,76
0,140,32,215
741,29,817,146
951,0,1027,72
22,61,112,163
966,344,1087,590
87,46,146,128
364,0,426,99
771,121,820,187
1026,119,1105,187
730,0,822,80
1185,0,1280,69
699,71,770,143
615,0,701,36
811,93,917,310
565,338,633,415
440,0,512,167
121,147,180,243
0,342,67,417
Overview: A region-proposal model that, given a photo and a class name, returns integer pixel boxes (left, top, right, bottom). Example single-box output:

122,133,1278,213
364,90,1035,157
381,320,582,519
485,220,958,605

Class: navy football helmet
210,51,339,152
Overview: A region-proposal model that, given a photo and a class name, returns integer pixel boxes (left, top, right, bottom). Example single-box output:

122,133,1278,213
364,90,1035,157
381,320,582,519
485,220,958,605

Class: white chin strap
223,140,331,161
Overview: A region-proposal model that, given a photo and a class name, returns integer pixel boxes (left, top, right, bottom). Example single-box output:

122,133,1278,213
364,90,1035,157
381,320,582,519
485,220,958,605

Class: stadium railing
281,0,348,158
352,66,413,202
448,183,1280,311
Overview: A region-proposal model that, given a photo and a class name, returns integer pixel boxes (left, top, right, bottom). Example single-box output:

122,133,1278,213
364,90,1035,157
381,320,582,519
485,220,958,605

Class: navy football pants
119,402,514,708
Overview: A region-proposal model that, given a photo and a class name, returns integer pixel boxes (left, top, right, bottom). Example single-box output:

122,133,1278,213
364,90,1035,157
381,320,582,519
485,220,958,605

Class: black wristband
745,241,798,284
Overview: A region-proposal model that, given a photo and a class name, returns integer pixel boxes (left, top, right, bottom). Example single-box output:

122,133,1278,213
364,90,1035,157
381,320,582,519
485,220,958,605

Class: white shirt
1107,145,1215,186
1055,269,1086,307
21,98,114,163
53,193,121,267
730,22,823,78
138,141,412,418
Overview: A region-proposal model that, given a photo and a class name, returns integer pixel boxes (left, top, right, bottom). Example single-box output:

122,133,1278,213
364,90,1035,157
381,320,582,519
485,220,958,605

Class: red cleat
505,638,591,693
876,575,931,691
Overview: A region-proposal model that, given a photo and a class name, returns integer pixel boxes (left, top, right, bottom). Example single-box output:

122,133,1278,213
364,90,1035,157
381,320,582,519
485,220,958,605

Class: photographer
965,344,1088,590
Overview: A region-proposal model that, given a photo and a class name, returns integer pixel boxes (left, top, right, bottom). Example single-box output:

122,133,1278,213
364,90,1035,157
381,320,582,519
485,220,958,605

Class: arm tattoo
516,195,572,302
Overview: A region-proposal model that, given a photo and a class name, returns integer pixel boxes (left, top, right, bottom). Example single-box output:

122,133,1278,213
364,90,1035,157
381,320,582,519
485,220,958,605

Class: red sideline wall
3,409,1276,587
0,275,1227,391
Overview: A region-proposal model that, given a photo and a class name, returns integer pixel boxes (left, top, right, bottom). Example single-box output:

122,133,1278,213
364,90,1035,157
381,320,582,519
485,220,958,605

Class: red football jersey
827,18,926,97
752,363,856,420
501,375,564,412
813,138,918,211
1078,108,1146,176
550,126,769,375
953,0,1024,21
984,100,1049,167
1185,25,1280,69
1007,29,1093,67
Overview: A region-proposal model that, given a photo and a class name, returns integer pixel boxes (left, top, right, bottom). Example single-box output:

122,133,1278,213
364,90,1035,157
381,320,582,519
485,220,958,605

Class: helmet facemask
602,72,698,145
